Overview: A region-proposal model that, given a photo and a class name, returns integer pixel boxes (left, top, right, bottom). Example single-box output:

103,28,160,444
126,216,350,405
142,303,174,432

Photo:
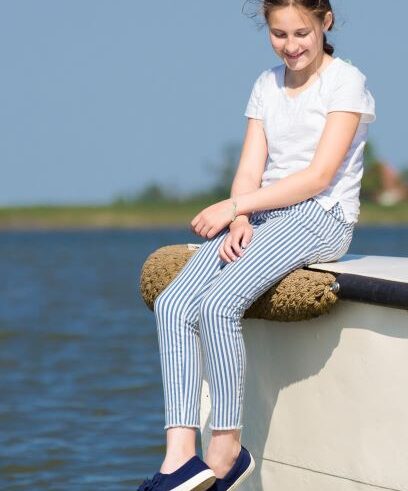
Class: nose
285,37,300,54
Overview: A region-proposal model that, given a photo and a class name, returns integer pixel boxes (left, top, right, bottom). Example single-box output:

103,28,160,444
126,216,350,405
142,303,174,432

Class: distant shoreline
0,201,407,230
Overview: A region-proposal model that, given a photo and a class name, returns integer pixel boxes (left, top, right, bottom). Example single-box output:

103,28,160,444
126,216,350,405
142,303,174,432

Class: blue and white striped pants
153,197,354,430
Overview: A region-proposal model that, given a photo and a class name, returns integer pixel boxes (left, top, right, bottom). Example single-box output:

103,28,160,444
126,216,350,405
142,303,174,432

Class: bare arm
190,110,362,240
234,111,362,215
229,118,268,222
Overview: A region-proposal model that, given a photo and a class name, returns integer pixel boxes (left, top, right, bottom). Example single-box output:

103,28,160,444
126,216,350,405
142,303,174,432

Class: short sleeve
327,66,376,124
244,71,268,120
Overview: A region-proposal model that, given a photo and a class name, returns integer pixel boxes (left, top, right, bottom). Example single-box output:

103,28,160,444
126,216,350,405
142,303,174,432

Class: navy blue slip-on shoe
207,445,255,491
137,455,216,491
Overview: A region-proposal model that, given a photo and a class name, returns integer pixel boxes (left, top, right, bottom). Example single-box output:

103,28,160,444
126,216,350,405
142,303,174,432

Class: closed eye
272,32,310,38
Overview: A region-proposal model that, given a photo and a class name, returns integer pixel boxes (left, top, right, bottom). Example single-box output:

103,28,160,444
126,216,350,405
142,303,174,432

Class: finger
191,216,199,228
195,221,206,236
210,220,226,238
219,240,230,263
228,232,243,259
207,227,217,239
200,224,212,238
222,235,232,249
241,228,253,249
218,236,233,263
231,238,244,256
218,246,228,263
224,241,239,261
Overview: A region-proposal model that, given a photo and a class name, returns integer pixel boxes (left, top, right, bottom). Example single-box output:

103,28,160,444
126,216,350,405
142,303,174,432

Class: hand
219,217,253,263
190,198,235,238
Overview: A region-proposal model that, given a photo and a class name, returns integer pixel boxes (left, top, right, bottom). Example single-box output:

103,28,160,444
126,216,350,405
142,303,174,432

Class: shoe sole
225,453,256,491
170,469,217,491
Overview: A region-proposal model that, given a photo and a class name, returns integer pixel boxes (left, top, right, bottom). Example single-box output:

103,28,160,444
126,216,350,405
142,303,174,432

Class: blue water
1,225,407,490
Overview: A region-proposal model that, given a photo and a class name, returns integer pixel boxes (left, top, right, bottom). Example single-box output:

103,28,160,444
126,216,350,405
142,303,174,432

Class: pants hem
209,425,244,431
164,424,200,430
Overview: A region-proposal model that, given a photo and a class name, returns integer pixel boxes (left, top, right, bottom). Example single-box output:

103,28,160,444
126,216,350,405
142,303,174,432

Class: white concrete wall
200,300,408,491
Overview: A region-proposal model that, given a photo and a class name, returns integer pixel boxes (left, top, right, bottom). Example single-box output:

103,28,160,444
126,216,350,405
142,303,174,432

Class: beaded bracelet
231,198,238,222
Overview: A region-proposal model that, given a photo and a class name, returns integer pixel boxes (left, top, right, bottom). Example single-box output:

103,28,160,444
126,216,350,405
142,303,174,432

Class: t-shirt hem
327,107,376,123
244,111,263,120
312,196,358,224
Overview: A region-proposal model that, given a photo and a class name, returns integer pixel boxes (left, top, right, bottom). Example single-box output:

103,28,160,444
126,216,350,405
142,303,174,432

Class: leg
154,197,348,475
200,212,322,430
201,206,330,476
154,217,267,473
153,225,249,472
153,227,231,432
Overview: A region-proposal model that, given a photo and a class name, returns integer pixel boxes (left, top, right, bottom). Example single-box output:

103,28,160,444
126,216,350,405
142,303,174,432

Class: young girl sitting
138,1,375,489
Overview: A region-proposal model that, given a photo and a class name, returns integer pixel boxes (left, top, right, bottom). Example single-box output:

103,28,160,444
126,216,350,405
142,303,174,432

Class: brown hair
243,0,335,55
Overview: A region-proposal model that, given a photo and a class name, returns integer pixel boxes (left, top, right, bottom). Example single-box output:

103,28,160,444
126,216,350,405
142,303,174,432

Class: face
267,5,332,70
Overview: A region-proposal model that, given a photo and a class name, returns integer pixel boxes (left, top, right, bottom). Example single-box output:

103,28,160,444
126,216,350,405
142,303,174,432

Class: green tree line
112,140,407,206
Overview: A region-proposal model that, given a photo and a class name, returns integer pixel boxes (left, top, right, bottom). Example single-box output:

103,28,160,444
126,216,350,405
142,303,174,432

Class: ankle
205,441,241,476
160,451,196,474
207,439,241,458
205,446,240,479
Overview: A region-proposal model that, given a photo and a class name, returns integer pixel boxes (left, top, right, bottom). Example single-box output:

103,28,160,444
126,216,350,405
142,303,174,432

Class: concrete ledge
200,299,408,491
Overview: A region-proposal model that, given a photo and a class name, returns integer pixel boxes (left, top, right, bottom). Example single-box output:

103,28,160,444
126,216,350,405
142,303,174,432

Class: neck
285,52,327,88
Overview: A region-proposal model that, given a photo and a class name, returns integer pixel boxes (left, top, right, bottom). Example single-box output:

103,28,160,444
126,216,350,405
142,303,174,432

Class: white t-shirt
244,56,376,224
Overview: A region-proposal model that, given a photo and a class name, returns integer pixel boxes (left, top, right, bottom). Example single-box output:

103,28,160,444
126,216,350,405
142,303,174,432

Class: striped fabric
153,197,354,430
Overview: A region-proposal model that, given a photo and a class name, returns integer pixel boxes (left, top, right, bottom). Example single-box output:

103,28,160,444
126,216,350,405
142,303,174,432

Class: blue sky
1,0,407,206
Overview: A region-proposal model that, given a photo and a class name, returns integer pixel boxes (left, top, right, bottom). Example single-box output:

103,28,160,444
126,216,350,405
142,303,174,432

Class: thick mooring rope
140,244,338,322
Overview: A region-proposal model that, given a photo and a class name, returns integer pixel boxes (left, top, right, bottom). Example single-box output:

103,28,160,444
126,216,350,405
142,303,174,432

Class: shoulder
250,64,282,86
326,57,376,123
247,65,282,101
333,57,369,85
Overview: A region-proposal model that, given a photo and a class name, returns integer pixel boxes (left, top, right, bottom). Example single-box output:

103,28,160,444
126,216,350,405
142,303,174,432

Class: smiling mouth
286,51,305,59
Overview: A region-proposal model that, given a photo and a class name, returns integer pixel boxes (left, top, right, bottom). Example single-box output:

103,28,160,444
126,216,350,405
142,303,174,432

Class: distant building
375,161,408,206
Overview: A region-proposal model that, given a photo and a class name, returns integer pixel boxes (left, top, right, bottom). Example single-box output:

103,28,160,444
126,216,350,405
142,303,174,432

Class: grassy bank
0,200,407,230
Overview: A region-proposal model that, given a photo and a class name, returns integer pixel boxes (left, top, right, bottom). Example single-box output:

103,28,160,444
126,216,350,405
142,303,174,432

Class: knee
154,285,177,316
153,285,190,325
199,292,242,328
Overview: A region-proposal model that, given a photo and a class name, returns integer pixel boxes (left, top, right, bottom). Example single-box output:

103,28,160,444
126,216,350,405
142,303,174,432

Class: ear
323,11,333,32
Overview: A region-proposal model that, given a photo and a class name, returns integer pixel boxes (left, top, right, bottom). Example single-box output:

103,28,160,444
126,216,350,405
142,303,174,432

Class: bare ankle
206,440,241,461
161,427,197,473
160,451,196,474
205,438,241,478
205,446,241,479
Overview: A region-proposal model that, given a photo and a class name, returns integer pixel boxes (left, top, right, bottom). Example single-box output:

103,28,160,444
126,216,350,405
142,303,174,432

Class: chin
284,58,307,69
286,55,317,71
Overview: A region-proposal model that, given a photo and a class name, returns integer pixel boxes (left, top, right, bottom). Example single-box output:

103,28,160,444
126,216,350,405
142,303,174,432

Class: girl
138,1,375,489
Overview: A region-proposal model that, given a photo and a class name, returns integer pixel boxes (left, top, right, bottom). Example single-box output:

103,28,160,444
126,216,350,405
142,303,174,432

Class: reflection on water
0,226,407,489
